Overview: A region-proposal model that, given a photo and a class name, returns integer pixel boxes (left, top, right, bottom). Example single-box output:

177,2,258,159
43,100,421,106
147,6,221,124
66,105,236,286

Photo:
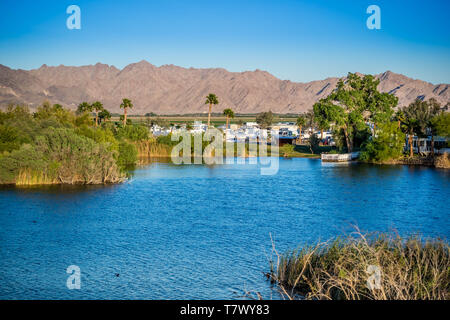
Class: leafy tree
296,115,306,144
34,102,75,126
223,108,235,129
313,73,396,153
400,104,418,157
256,111,274,129
431,112,450,138
120,98,133,127
360,122,405,162
0,125,21,152
205,94,219,127
313,102,333,139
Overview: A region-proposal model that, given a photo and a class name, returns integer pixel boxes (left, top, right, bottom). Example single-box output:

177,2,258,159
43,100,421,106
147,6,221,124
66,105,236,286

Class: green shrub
116,125,149,141
360,122,405,162
117,141,138,168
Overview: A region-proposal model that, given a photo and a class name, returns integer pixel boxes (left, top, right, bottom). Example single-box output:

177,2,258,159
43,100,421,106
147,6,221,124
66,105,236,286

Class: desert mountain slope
0,61,448,114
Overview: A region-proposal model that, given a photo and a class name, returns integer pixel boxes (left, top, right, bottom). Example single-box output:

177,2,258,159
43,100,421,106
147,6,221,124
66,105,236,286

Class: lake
0,158,449,299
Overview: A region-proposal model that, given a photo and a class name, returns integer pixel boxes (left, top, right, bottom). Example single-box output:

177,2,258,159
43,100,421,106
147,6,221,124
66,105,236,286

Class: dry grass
134,139,172,158
268,230,450,300
16,168,59,185
434,153,450,169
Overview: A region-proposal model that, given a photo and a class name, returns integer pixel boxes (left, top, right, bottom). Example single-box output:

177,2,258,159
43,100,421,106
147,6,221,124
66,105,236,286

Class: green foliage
0,103,128,185
34,102,75,127
402,99,440,138
119,115,132,125
314,73,398,153
205,94,219,106
75,125,119,152
120,98,133,110
33,128,122,184
0,144,46,184
116,124,149,141
0,125,23,152
360,122,405,162
431,112,450,138
156,133,179,146
308,133,321,154
74,113,93,127
117,141,138,168
77,102,93,115
223,108,235,118
98,108,112,123
256,111,274,129
296,115,306,128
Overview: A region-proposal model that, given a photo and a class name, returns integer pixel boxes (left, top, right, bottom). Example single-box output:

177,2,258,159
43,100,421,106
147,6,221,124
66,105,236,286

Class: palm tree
394,110,405,130
401,101,421,157
120,98,133,126
77,102,92,115
402,99,441,156
98,108,112,124
223,108,235,129
296,115,306,144
305,110,315,136
205,93,219,127
91,101,103,126
426,98,441,157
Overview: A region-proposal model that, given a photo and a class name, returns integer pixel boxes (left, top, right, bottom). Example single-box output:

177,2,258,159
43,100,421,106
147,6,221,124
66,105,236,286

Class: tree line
293,73,449,162
0,98,152,185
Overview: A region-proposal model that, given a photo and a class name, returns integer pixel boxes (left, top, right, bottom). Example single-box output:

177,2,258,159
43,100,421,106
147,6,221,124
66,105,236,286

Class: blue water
0,158,449,299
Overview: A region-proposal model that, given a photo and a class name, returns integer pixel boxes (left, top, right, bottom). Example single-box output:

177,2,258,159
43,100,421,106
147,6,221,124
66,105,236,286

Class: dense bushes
116,124,149,141
360,122,405,162
0,104,150,185
117,141,138,168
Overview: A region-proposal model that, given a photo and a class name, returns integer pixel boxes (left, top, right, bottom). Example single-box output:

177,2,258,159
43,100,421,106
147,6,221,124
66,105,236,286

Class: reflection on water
0,158,448,299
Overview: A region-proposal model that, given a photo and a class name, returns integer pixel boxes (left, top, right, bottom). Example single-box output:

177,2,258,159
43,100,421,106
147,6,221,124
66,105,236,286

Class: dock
321,152,360,162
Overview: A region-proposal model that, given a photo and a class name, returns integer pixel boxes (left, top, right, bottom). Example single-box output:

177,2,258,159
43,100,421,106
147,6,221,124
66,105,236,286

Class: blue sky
0,0,449,84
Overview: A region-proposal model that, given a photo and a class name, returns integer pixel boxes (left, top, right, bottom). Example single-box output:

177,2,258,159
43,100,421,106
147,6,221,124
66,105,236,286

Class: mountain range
0,61,448,114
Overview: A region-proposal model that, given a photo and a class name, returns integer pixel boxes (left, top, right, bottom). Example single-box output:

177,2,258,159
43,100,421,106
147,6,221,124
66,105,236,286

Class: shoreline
2,153,447,187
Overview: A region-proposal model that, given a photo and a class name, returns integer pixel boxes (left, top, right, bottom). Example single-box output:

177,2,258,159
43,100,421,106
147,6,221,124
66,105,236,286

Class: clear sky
0,0,449,84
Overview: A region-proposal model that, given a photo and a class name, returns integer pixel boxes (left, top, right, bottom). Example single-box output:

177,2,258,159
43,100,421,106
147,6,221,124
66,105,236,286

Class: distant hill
0,61,448,114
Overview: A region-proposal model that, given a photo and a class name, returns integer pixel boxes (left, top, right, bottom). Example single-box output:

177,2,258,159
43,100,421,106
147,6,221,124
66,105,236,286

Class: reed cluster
269,231,450,300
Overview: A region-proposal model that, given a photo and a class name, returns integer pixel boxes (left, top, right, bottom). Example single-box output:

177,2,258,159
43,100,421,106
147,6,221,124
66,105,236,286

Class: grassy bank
269,231,449,300
279,144,334,158
0,104,149,185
